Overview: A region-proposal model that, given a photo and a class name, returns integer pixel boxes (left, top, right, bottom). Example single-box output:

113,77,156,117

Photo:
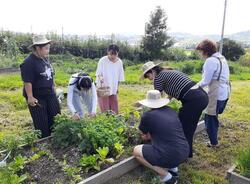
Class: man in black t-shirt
20,35,60,138
133,90,189,184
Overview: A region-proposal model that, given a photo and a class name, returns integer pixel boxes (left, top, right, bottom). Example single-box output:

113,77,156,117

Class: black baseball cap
108,44,119,53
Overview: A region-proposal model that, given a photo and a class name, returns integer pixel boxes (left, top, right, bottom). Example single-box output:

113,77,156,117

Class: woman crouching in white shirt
67,73,97,120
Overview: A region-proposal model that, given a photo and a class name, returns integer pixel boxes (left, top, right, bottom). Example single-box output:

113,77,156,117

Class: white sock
169,167,178,173
162,173,172,182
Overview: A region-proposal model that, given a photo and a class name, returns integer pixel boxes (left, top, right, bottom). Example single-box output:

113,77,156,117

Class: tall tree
141,6,173,60
221,38,245,61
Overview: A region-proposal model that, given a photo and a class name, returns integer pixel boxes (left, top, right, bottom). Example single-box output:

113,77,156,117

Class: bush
52,114,85,148
163,48,188,61
189,50,201,60
221,38,245,61
239,52,250,67
235,144,250,177
179,62,196,75
52,113,128,157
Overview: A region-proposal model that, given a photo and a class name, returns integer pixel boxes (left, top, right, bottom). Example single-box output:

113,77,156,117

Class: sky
0,0,250,36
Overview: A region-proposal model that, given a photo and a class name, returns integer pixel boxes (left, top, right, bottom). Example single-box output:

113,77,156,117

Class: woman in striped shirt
140,62,208,157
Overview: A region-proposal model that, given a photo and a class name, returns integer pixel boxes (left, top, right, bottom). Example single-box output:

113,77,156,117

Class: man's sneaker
164,176,178,184
168,170,179,178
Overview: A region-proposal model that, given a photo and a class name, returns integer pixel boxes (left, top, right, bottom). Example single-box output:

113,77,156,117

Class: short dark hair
107,44,119,54
196,39,217,57
78,76,92,89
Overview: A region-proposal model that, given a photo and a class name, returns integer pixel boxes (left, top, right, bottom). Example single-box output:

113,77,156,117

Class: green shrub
222,38,245,61
189,50,201,60
163,48,188,61
235,144,250,177
239,52,250,67
180,62,196,75
52,113,128,157
80,113,126,156
52,114,85,148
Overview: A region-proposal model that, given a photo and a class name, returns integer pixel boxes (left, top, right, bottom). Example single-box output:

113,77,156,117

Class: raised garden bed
227,165,250,184
0,112,141,184
0,113,205,184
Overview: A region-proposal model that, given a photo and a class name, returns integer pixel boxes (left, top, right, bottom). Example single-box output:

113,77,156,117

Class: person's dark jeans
179,87,208,157
205,99,228,145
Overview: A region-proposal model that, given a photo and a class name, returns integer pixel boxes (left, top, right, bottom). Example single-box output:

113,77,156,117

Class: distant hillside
63,30,250,48
170,30,250,48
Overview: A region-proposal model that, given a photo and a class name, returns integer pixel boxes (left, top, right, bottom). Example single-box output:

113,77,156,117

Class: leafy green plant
22,130,41,147
124,125,141,145
167,99,181,112
0,134,23,153
80,113,127,155
96,147,114,164
96,147,109,161
79,154,100,172
52,114,85,148
114,143,124,159
235,144,250,177
0,155,28,184
63,166,82,183
8,155,27,173
0,167,28,184
28,150,47,162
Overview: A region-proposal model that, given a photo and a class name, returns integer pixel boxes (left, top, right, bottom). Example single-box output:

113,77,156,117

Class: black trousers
28,94,61,138
179,87,208,157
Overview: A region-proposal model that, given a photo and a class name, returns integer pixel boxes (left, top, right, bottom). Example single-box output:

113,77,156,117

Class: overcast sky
0,0,249,36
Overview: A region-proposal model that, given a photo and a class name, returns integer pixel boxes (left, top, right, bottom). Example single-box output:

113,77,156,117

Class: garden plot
0,112,142,184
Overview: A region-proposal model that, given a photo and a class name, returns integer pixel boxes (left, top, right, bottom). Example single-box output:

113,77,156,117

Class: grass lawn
125,80,250,184
0,70,250,183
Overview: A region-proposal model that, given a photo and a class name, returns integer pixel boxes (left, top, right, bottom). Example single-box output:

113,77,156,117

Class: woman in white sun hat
20,35,60,138
133,90,189,184
141,61,208,158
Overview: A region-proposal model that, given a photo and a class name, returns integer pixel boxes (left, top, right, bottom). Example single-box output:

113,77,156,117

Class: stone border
78,120,205,184
227,165,250,184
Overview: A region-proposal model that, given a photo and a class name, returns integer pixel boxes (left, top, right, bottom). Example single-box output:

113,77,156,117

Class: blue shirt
198,52,230,100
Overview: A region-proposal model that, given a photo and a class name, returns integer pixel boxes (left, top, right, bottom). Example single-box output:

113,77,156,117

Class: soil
23,155,70,184
12,138,133,184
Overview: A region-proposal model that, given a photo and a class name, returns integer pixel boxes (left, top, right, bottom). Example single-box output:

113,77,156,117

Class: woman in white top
196,39,230,147
95,44,125,114
67,73,97,120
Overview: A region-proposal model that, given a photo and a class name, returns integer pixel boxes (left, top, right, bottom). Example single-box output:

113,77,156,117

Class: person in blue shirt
133,90,189,184
196,39,230,147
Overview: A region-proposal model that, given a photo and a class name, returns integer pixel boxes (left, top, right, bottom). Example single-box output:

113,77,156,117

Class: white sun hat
28,35,51,48
140,61,162,80
138,90,170,108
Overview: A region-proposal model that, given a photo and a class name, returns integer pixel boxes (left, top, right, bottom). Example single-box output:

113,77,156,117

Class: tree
141,6,173,60
222,38,245,61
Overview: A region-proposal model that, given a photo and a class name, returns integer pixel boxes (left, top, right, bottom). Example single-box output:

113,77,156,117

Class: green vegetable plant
96,147,114,164
22,130,41,147
114,143,124,159
79,154,100,172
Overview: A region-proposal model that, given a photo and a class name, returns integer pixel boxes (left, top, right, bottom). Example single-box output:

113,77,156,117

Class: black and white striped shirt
154,70,195,100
